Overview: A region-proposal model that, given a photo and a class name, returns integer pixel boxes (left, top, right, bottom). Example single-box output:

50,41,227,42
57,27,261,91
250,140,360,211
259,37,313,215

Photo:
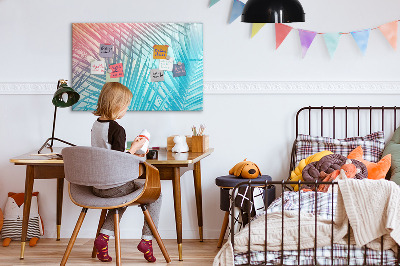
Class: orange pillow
347,146,391,180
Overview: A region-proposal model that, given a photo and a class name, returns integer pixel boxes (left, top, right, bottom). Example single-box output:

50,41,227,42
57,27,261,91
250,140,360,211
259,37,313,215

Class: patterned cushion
295,131,385,166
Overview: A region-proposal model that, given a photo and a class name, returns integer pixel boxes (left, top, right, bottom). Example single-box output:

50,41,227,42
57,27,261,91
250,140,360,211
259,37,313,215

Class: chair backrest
62,146,145,187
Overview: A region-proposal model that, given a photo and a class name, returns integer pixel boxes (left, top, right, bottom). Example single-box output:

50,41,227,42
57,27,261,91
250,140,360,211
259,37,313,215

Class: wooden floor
0,239,221,265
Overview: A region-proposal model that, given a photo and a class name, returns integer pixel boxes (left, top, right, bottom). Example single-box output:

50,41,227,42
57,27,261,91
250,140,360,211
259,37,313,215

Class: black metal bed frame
230,106,400,266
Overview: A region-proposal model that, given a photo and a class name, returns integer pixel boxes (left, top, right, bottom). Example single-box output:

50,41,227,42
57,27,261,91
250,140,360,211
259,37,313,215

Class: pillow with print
294,131,385,166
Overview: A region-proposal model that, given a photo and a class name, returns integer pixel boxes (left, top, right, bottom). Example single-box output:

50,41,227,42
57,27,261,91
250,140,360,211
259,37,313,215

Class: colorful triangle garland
298,30,317,58
379,21,397,50
351,29,370,55
229,0,245,24
208,2,400,58
251,23,266,38
209,0,221,7
323,33,341,58
275,24,293,49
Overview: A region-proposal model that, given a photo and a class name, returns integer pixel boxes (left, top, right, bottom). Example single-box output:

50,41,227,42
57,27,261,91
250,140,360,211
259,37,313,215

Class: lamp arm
50,105,57,148
50,79,61,148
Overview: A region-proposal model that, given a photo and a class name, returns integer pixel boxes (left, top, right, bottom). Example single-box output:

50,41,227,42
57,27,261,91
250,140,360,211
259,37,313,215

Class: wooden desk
10,147,213,261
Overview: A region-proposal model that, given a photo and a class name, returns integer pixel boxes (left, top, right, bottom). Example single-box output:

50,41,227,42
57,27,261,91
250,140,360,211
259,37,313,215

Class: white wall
1,0,400,239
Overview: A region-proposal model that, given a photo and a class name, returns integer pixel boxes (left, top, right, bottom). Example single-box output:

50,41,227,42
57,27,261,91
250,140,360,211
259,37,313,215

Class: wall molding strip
0,81,399,95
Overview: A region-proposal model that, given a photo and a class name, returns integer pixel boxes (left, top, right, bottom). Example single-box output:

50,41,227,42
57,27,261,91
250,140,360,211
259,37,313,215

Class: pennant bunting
323,33,341,58
229,0,245,24
351,29,370,55
298,29,317,58
275,23,293,49
209,0,220,7
251,23,266,38
378,21,398,50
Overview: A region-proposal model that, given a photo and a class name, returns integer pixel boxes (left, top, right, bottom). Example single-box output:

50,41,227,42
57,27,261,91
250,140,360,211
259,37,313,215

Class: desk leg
56,178,64,241
193,161,203,242
20,165,35,259
172,167,183,261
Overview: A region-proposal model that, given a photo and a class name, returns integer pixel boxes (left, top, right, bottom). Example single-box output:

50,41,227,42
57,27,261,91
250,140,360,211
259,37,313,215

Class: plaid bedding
234,244,397,265
234,191,397,265
294,131,385,166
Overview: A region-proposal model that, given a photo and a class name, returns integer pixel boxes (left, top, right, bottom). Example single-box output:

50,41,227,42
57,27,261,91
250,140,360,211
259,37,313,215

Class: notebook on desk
30,153,63,159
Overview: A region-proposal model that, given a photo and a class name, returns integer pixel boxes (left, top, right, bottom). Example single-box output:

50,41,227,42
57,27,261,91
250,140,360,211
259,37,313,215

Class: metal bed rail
289,106,400,183
230,180,400,266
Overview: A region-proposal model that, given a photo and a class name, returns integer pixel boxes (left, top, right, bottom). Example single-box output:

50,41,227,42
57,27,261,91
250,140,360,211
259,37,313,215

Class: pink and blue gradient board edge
72,23,203,111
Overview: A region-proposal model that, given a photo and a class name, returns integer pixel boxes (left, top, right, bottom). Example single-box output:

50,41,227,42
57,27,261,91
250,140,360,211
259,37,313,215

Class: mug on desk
146,150,158,160
126,141,158,159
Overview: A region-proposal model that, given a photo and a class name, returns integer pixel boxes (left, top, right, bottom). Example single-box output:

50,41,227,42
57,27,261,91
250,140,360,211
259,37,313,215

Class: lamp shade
241,0,305,23
52,84,80,108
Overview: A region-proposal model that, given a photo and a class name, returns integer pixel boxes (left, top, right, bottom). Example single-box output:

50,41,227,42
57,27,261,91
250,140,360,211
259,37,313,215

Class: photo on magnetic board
72,23,203,111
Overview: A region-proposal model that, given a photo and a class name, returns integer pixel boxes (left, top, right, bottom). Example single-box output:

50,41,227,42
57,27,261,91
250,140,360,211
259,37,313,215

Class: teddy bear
1,192,44,247
229,159,261,179
172,135,189,153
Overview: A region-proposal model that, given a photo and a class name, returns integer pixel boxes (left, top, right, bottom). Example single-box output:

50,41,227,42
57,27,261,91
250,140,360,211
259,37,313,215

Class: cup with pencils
191,124,209,152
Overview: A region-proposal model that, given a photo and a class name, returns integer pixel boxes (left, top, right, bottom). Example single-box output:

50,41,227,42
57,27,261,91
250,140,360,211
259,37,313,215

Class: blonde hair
93,82,133,120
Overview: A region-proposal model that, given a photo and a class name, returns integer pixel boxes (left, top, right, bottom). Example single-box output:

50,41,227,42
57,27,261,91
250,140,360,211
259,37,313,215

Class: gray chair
60,146,171,265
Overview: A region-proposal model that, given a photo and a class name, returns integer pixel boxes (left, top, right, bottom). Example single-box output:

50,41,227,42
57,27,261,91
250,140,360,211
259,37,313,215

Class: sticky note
159,58,174,71
100,44,113,58
172,63,186,77
153,45,168,59
106,72,119,82
91,61,106,75
109,63,124,78
150,69,165,82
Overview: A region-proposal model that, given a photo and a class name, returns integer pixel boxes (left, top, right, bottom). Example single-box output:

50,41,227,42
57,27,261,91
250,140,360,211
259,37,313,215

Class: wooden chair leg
141,205,171,263
60,208,88,266
217,211,230,248
91,209,108,258
114,210,121,266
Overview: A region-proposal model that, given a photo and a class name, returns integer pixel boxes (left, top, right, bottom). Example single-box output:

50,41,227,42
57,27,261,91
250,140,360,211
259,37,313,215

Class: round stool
215,175,275,248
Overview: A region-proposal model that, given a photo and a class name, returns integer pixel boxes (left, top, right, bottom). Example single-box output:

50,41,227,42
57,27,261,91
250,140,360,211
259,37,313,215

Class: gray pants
92,180,162,240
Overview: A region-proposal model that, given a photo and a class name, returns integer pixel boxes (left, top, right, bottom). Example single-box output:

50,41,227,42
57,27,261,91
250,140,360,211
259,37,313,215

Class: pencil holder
191,135,209,153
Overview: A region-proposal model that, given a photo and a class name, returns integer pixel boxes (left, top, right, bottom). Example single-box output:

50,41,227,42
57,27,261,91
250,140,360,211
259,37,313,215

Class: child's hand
129,137,147,155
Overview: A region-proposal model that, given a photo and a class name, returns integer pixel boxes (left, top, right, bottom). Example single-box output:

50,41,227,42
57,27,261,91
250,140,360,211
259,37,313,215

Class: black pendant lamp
242,0,305,23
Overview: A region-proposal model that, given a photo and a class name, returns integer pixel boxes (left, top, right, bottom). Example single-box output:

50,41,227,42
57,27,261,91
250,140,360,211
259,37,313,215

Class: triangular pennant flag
251,23,266,38
323,33,341,58
298,29,317,58
209,0,220,7
378,21,397,50
229,0,245,24
275,23,293,49
351,29,370,55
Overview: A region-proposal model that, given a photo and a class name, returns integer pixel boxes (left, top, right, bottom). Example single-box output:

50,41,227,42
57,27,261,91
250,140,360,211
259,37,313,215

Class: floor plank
0,239,221,265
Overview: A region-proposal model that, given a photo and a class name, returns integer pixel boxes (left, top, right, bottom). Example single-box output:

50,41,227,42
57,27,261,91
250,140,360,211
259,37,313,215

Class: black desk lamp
38,79,80,154
241,0,305,23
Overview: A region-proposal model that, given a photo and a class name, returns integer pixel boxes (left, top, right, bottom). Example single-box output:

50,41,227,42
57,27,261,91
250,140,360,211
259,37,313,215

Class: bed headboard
290,106,400,179
295,106,400,138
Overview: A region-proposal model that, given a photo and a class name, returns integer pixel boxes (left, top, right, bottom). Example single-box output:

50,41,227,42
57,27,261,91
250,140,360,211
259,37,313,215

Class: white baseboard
1,81,400,94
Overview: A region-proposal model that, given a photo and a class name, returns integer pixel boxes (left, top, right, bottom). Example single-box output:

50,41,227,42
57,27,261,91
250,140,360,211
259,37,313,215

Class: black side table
215,175,275,248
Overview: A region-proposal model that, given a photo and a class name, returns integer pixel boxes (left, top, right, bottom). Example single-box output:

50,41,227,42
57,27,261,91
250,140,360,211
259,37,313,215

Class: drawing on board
72,23,203,111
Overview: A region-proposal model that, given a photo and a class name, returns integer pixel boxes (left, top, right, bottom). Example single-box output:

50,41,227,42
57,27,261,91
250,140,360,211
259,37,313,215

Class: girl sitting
91,82,162,263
